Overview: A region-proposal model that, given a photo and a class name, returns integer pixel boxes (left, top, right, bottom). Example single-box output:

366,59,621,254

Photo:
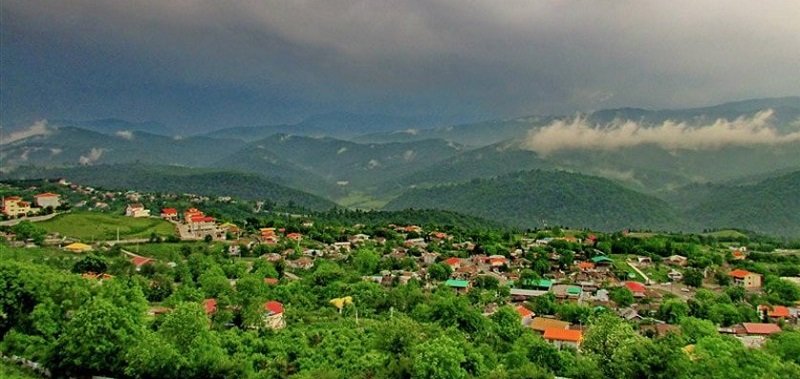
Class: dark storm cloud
2,1,799,130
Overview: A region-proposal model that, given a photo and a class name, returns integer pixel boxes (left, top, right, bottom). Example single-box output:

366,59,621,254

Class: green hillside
385,170,686,231
681,171,800,237
9,164,337,211
215,134,464,197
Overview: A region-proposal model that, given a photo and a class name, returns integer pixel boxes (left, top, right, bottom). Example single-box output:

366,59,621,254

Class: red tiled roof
516,305,534,318
728,269,751,279
286,233,302,240
624,281,646,293
130,256,153,267
543,328,583,342
203,298,218,315
742,323,781,335
191,215,215,223
760,305,790,318
578,262,595,270
161,208,178,214
444,257,461,266
264,300,284,315
264,278,279,285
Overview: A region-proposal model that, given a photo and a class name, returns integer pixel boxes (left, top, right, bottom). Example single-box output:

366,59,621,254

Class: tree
50,298,143,377
682,268,704,287
353,248,380,275
428,263,452,281
490,306,524,343
764,278,800,304
765,331,800,365
679,317,717,344
657,298,690,324
411,336,467,379
609,287,634,307
11,221,46,244
71,254,108,274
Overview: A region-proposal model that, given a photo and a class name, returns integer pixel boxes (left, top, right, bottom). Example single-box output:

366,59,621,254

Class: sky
2,1,799,132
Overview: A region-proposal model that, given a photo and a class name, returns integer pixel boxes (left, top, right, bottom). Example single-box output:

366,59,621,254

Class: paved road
0,213,60,226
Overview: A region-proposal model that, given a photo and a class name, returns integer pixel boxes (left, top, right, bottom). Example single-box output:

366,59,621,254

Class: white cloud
1,120,50,144
115,130,134,140
79,148,105,165
523,109,800,156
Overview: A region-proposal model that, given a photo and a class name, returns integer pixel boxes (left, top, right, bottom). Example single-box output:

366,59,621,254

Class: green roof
591,256,614,263
537,279,553,288
566,286,582,295
445,279,469,288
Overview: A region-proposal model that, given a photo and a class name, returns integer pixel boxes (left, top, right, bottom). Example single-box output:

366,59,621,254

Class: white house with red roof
2,196,32,217
130,255,154,271
262,300,286,329
33,192,61,208
160,207,178,221
516,305,535,326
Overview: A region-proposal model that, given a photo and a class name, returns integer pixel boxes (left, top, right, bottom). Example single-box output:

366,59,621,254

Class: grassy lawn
609,254,645,281
37,212,176,241
336,192,389,209
702,229,748,239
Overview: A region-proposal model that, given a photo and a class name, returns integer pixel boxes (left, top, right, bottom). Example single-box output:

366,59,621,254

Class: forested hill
8,164,338,211
385,170,685,231
680,171,800,237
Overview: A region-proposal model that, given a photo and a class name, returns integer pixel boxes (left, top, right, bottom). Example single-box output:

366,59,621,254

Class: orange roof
203,298,218,315
578,261,595,270
760,305,790,318
543,328,583,342
444,257,461,266
516,305,534,318
4,196,22,201
742,323,781,335
161,208,178,214
286,233,302,240
728,269,751,279
264,278,279,285
264,300,284,315
35,192,59,197
530,317,570,332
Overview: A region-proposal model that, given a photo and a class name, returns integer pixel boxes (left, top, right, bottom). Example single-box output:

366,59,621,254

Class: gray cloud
2,1,799,128
523,110,800,156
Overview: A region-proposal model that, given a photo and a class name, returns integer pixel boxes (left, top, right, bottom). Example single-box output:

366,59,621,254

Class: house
404,238,427,248
758,305,791,321
203,298,218,315
530,317,570,333
509,288,549,300
430,231,452,241
33,193,61,209
590,256,613,270
130,256,154,271
349,234,371,244
666,255,688,266
668,269,684,281
624,281,647,297
421,252,440,265
2,196,32,217
516,305,535,326
444,257,462,270
260,228,278,244
577,261,596,272
264,278,279,286
741,323,781,336
543,328,583,349
636,256,653,266
64,242,93,253
262,301,286,330
444,279,470,293
286,233,303,242
185,209,216,235
125,203,150,218
488,255,508,268
728,269,762,289
160,208,178,220
731,250,747,261
552,284,582,299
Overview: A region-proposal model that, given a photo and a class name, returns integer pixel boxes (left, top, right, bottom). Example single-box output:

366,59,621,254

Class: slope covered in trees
385,170,685,231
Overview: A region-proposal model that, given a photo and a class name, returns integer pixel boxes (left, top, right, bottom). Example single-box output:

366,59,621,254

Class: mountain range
2,97,799,236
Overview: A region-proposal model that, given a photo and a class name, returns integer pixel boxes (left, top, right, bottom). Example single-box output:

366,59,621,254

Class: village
2,179,798,353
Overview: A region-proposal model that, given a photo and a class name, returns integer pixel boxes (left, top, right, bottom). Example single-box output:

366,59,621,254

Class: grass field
702,229,749,239
120,241,226,260
37,212,176,241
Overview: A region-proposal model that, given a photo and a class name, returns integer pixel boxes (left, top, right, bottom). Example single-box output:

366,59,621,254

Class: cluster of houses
1,193,61,217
